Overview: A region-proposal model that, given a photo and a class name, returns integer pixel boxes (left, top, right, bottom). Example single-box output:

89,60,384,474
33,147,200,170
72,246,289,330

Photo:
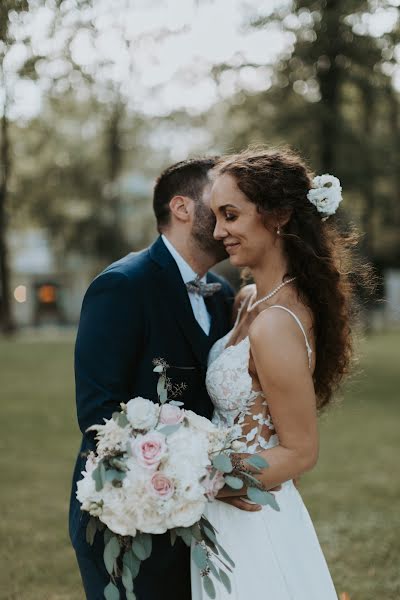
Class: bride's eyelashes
224,212,237,222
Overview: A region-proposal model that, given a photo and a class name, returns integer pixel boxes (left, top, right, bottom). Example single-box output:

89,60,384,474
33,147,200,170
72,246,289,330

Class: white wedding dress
191,304,338,600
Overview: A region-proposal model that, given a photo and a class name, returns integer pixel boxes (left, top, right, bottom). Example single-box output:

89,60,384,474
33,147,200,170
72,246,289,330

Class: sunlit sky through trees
2,0,400,121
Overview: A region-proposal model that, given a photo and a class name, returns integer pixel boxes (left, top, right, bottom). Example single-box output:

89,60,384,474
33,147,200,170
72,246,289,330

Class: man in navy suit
69,158,235,599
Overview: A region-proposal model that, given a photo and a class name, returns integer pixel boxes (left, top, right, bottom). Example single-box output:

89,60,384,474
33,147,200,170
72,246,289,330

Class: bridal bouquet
77,359,275,600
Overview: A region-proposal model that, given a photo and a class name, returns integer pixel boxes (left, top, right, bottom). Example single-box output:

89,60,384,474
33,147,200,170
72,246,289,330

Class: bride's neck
251,254,290,299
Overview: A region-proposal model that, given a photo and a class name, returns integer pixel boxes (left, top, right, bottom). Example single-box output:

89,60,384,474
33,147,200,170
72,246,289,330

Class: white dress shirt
162,235,211,335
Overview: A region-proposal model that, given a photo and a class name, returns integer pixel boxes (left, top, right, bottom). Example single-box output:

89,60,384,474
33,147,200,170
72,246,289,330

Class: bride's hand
219,495,262,512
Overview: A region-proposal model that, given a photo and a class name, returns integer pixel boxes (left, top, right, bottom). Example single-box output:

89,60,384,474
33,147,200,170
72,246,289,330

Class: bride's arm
219,308,318,500
248,309,319,486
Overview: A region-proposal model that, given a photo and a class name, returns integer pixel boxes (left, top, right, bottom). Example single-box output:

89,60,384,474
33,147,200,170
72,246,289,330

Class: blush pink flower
132,432,167,470
202,467,225,501
148,472,174,500
159,404,184,425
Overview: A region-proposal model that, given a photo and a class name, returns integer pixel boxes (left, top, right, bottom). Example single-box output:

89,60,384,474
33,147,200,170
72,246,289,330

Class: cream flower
307,174,342,219
86,418,130,457
126,397,160,430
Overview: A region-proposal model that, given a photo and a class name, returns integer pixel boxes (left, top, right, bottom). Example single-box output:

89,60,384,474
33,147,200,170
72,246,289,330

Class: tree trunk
317,0,342,173
0,95,15,334
387,87,400,237
360,85,376,260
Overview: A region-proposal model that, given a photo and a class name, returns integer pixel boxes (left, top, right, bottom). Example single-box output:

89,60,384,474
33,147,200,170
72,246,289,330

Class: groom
69,157,235,599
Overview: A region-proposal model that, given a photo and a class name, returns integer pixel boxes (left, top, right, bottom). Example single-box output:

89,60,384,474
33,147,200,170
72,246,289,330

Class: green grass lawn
0,331,399,600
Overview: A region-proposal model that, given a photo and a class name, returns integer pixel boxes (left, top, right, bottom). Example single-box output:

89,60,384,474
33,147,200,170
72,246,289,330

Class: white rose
99,486,138,537
76,471,98,510
307,174,342,218
185,410,228,454
185,410,216,433
167,427,209,473
165,499,205,529
126,397,160,430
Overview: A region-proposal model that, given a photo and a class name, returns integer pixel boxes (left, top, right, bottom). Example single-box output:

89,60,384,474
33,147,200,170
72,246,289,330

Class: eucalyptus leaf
215,543,235,568
104,581,120,600
211,453,233,474
224,475,244,490
176,527,192,547
169,400,184,406
112,412,120,421
238,470,262,488
207,560,221,581
100,461,107,485
122,564,134,592
247,487,280,511
105,469,124,482
92,466,103,492
170,529,177,546
86,517,97,545
190,523,203,542
131,538,148,561
117,412,129,428
104,528,113,546
139,533,152,558
153,365,164,373
157,377,168,403
200,516,217,534
219,569,232,593
158,424,181,436
245,454,269,470
202,575,216,599
104,536,120,574
126,592,136,600
202,536,218,554
192,543,208,570
123,550,141,579
202,525,217,545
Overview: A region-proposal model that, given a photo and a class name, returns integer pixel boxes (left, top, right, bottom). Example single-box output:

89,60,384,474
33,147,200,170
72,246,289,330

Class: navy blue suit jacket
69,236,234,599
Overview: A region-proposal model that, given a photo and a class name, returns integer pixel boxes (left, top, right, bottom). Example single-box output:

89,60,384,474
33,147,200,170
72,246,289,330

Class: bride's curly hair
216,147,375,410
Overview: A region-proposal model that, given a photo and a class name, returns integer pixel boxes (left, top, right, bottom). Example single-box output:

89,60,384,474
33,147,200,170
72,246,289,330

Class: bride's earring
276,225,281,235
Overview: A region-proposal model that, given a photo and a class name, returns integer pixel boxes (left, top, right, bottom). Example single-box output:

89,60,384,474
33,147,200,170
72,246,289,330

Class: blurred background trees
1,0,399,331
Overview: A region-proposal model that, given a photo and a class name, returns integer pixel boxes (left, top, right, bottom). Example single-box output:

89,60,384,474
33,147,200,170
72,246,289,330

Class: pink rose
202,467,225,501
148,472,174,500
132,432,167,470
159,404,184,425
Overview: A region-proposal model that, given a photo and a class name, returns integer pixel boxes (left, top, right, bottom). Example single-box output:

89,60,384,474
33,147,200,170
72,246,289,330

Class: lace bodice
206,303,313,454
207,330,278,454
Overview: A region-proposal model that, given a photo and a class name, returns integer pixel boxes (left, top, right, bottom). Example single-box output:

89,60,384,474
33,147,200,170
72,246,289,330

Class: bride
191,148,356,599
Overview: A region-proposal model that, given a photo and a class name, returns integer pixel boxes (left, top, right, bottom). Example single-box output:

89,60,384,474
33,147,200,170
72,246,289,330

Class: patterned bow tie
186,276,222,298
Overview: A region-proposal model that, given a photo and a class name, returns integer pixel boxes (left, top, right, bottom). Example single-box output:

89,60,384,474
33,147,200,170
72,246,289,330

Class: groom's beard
191,202,228,263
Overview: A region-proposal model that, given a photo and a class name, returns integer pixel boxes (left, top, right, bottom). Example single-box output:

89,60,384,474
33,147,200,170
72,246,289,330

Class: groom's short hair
153,157,218,233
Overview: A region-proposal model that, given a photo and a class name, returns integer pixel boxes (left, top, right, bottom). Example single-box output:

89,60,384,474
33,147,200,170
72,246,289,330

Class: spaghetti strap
234,287,255,328
268,305,313,369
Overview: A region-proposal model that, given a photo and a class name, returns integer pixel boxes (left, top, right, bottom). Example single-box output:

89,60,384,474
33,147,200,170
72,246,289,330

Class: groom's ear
169,195,194,223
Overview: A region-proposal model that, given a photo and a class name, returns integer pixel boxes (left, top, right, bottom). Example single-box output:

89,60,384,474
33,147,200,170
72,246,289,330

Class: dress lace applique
206,334,279,454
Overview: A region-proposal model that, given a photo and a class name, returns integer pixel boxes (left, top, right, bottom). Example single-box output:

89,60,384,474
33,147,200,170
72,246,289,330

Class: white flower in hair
307,174,342,220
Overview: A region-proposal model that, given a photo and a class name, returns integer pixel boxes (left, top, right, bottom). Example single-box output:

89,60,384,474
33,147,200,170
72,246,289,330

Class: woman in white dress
191,148,360,599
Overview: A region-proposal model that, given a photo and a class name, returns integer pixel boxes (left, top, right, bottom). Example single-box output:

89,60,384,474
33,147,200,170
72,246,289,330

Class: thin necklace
247,277,297,313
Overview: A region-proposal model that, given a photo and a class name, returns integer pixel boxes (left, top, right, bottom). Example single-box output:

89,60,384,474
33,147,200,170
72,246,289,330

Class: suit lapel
205,272,233,343
149,237,211,365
